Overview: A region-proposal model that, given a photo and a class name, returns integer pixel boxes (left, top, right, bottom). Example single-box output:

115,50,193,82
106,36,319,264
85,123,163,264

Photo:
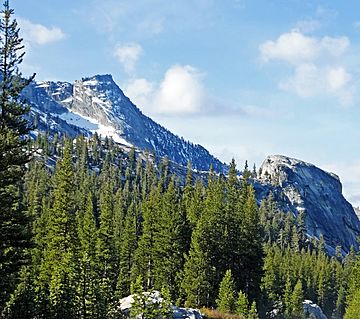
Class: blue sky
14,0,360,206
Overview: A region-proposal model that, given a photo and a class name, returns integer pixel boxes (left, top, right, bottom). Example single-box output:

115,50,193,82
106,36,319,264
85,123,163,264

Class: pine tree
39,139,78,318
290,280,304,319
248,301,259,319
201,171,227,296
132,184,161,290
153,176,183,299
283,276,293,317
296,210,306,250
240,185,264,301
235,290,248,318
130,275,146,319
78,193,99,319
0,0,35,310
224,159,243,289
116,202,138,298
96,177,116,317
181,221,214,308
159,286,172,319
216,269,236,313
332,285,346,319
344,256,360,319
186,178,204,227
344,288,360,319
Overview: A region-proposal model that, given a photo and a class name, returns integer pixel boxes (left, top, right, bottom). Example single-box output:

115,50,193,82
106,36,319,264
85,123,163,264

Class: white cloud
17,18,65,45
320,36,349,57
260,30,353,105
124,65,206,116
280,64,353,104
114,43,143,74
280,63,320,98
259,30,349,65
327,67,351,90
154,65,205,115
125,78,154,108
260,31,317,64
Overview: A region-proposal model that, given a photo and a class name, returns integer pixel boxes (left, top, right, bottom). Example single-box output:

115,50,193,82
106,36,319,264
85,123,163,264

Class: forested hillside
1,134,359,319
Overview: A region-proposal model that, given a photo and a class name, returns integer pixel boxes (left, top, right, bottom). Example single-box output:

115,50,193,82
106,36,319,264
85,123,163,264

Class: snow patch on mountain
58,109,132,146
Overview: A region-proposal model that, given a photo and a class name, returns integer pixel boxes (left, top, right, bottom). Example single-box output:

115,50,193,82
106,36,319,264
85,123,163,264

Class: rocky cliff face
22,74,225,172
256,155,360,254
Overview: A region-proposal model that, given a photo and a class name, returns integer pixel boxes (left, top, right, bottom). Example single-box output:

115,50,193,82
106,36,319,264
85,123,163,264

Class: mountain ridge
23,74,226,173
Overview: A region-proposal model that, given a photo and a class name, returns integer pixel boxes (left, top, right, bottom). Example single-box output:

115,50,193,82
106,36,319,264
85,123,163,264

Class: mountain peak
257,154,359,254
261,154,340,184
23,73,225,172
81,74,114,84
264,155,313,169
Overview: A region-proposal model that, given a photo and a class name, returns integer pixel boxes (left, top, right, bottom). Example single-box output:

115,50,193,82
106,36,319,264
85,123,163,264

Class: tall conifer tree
0,0,34,310
40,139,78,318
216,269,236,313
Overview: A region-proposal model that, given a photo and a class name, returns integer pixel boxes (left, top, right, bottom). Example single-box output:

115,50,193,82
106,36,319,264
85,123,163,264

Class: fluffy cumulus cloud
259,30,353,104
17,18,65,45
259,30,349,65
124,65,206,116
153,65,205,115
114,43,143,74
280,64,353,104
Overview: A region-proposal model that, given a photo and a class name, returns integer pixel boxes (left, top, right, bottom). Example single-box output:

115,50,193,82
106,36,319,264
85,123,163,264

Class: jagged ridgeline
22,74,226,172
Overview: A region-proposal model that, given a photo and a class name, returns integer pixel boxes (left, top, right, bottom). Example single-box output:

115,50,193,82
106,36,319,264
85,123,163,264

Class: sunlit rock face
257,155,360,254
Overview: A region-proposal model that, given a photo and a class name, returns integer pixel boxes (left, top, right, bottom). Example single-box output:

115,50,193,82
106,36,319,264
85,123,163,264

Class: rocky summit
22,74,225,172
256,155,360,254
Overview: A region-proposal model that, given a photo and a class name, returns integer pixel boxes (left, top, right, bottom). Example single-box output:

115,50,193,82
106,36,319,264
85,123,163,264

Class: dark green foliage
0,0,34,312
1,128,356,318
153,176,184,297
77,193,99,318
181,225,213,308
132,185,161,289
40,140,78,318
117,202,138,298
